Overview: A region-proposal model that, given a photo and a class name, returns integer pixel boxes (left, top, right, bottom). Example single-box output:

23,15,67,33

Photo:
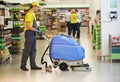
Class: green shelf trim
12,37,22,40
0,46,5,50
96,46,101,47
0,44,5,46
10,9,22,12
0,39,5,43
96,25,101,27
96,36,101,38
96,44,101,46
96,31,101,33
96,43,101,45
12,34,21,37
96,47,101,49
96,40,101,42
111,53,120,59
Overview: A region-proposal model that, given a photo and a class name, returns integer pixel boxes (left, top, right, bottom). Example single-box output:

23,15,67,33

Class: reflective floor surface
0,27,120,82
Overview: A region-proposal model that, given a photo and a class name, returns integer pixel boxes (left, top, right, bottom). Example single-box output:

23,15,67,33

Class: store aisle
0,27,120,82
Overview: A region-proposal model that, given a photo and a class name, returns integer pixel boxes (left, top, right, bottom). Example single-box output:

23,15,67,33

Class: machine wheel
54,61,59,65
59,62,68,71
53,61,59,68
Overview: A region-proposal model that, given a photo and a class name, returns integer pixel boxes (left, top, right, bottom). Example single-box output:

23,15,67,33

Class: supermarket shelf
0,55,12,64
4,26,13,30
109,34,120,62
6,44,12,48
4,34,12,37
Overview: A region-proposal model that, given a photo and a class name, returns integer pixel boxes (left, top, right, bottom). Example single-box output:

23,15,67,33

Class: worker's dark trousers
76,22,81,38
66,21,72,35
71,23,77,37
21,30,36,68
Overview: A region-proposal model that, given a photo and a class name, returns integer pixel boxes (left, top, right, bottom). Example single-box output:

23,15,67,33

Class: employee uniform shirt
70,13,77,24
24,10,36,30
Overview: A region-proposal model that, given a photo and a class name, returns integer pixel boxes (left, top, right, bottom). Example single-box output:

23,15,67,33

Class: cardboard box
0,49,10,61
58,21,66,32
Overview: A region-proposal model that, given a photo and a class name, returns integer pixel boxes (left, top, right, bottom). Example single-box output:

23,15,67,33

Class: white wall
101,0,120,56
89,0,100,24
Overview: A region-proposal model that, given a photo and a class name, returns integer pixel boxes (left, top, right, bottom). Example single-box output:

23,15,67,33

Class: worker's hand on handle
35,28,50,43
36,29,42,36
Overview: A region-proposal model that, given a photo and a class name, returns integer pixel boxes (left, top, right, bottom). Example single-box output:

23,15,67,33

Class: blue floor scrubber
41,34,91,71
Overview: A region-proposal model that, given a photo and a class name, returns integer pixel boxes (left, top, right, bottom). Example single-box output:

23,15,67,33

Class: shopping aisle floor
0,27,120,82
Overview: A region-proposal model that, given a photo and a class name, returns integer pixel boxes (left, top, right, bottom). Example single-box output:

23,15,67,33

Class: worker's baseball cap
32,1,40,7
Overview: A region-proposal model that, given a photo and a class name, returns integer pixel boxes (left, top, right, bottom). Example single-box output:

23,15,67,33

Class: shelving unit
57,8,89,27
0,32,11,63
95,25,101,50
0,2,12,63
35,8,56,29
92,25,101,59
8,3,24,54
109,34,120,62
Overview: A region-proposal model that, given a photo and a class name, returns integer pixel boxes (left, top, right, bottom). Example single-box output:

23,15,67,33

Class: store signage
110,0,117,8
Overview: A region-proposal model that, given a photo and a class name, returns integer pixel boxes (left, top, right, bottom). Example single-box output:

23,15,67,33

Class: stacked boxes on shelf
9,3,24,54
0,48,10,63
109,34,120,62
0,37,5,50
0,27,11,63
0,29,11,49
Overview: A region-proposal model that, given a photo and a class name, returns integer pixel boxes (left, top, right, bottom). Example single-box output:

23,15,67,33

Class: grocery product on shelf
109,34,120,62
9,3,24,54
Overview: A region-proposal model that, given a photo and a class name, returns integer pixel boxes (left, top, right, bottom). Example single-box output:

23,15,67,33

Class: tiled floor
0,27,120,82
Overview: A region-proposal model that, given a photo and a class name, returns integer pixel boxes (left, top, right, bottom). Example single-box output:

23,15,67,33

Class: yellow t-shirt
24,10,36,30
70,13,77,24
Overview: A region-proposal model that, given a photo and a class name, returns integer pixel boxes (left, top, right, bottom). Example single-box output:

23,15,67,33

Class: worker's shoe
31,66,42,70
20,66,29,71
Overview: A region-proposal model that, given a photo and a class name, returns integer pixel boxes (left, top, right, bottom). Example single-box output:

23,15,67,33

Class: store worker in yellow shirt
20,1,42,71
70,9,78,38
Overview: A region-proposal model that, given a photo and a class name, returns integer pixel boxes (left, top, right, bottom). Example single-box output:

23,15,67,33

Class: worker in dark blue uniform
65,9,71,35
20,1,42,71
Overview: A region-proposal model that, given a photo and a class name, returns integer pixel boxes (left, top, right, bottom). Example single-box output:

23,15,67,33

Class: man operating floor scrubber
41,34,91,71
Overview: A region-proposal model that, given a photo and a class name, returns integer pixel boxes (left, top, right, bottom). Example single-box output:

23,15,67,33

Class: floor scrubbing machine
41,34,91,71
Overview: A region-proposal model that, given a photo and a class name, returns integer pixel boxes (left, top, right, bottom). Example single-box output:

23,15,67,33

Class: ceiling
46,0,90,4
